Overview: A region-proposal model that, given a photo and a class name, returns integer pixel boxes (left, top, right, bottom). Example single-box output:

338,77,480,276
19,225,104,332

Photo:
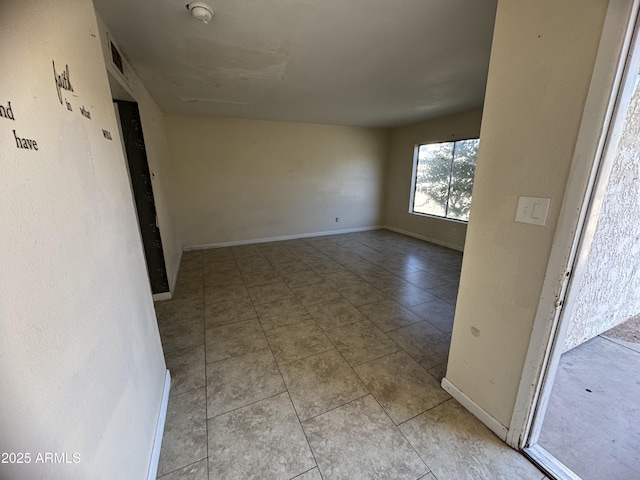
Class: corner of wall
441,376,509,441
94,11,183,295
163,116,389,246
382,108,483,251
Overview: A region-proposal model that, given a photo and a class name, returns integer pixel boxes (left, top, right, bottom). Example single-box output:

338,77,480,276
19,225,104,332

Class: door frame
506,0,640,474
113,100,171,299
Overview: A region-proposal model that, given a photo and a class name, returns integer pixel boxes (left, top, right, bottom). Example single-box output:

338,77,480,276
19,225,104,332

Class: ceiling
94,0,497,128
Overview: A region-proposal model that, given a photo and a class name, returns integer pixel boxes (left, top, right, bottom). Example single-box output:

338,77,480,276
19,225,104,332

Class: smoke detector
186,2,214,24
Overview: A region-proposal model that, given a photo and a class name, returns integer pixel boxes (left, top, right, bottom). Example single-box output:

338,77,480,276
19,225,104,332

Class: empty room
2,0,638,479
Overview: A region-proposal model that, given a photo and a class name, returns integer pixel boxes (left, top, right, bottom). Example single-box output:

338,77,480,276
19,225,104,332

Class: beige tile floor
155,230,545,480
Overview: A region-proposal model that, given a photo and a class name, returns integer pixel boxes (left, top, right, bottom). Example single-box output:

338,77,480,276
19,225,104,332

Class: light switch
515,196,550,226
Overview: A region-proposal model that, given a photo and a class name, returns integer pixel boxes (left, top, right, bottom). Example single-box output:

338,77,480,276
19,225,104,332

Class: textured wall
95,13,183,293
0,1,166,478
564,77,640,351
446,0,608,428
383,109,484,251
165,115,390,247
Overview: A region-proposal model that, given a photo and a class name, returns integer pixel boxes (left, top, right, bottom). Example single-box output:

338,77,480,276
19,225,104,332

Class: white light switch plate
515,196,551,226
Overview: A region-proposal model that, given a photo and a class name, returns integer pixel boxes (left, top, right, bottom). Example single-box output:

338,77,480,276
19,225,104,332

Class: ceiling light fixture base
186,2,214,24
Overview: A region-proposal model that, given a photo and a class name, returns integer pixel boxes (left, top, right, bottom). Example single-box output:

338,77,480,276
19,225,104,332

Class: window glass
411,138,479,222
413,142,454,218
448,139,478,221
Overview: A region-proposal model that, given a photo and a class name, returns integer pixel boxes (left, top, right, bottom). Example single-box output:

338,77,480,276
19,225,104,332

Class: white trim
408,138,480,221
152,292,172,302
507,0,640,450
114,102,172,302
167,248,183,297
153,249,182,301
183,226,383,250
408,212,468,226
147,370,171,480
384,225,464,252
408,144,421,214
523,445,581,480
105,31,135,93
441,377,508,441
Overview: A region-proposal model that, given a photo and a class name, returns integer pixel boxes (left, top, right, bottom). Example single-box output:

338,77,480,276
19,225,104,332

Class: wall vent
110,41,124,75
106,32,132,91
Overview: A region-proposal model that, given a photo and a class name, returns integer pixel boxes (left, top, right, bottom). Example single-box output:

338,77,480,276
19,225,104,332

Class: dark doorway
115,100,169,294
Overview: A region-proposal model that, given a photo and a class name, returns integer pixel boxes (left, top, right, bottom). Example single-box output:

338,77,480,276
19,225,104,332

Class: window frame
408,137,479,223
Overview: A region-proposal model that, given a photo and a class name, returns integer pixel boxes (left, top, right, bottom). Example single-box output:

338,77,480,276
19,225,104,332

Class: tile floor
154,230,545,480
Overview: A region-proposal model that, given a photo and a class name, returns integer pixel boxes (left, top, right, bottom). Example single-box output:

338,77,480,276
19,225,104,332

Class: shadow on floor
539,315,640,480
154,230,546,480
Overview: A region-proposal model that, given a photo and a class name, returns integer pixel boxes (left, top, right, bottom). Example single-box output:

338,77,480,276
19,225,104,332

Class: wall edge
147,370,171,480
384,225,464,252
183,226,383,250
441,376,509,441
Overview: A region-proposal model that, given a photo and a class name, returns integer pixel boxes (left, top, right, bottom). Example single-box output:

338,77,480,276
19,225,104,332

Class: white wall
446,0,608,428
0,1,167,478
384,109,484,250
95,13,183,293
165,115,390,247
564,73,640,351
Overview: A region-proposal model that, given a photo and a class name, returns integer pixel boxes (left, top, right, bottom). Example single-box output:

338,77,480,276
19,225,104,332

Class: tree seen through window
412,139,479,222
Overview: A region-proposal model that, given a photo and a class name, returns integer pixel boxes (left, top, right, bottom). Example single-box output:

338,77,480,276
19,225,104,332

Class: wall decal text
80,105,91,119
53,60,73,106
102,129,112,140
13,130,38,151
0,101,15,121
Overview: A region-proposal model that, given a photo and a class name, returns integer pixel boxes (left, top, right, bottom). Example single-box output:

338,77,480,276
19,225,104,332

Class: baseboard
441,377,508,441
184,226,383,251
152,292,172,302
152,250,182,302
147,370,171,480
383,226,464,252
169,249,183,295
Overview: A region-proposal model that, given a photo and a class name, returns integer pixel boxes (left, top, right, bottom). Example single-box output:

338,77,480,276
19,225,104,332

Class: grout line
274,346,337,368
162,342,205,357
300,392,371,424
156,456,208,479
396,398,456,429
198,253,210,478
406,310,455,336
203,345,272,366
379,318,428,334
349,348,402,368
377,394,436,478
163,231,463,480
395,396,453,427
167,384,206,398
205,314,260,332
289,466,324,480
398,426,434,479
285,389,322,477
206,390,287,421
258,298,322,476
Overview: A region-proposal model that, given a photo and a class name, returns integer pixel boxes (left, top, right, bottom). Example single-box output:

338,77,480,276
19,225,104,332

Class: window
410,138,479,222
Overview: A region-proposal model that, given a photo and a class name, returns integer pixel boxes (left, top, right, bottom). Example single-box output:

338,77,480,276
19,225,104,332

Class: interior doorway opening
108,72,170,296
